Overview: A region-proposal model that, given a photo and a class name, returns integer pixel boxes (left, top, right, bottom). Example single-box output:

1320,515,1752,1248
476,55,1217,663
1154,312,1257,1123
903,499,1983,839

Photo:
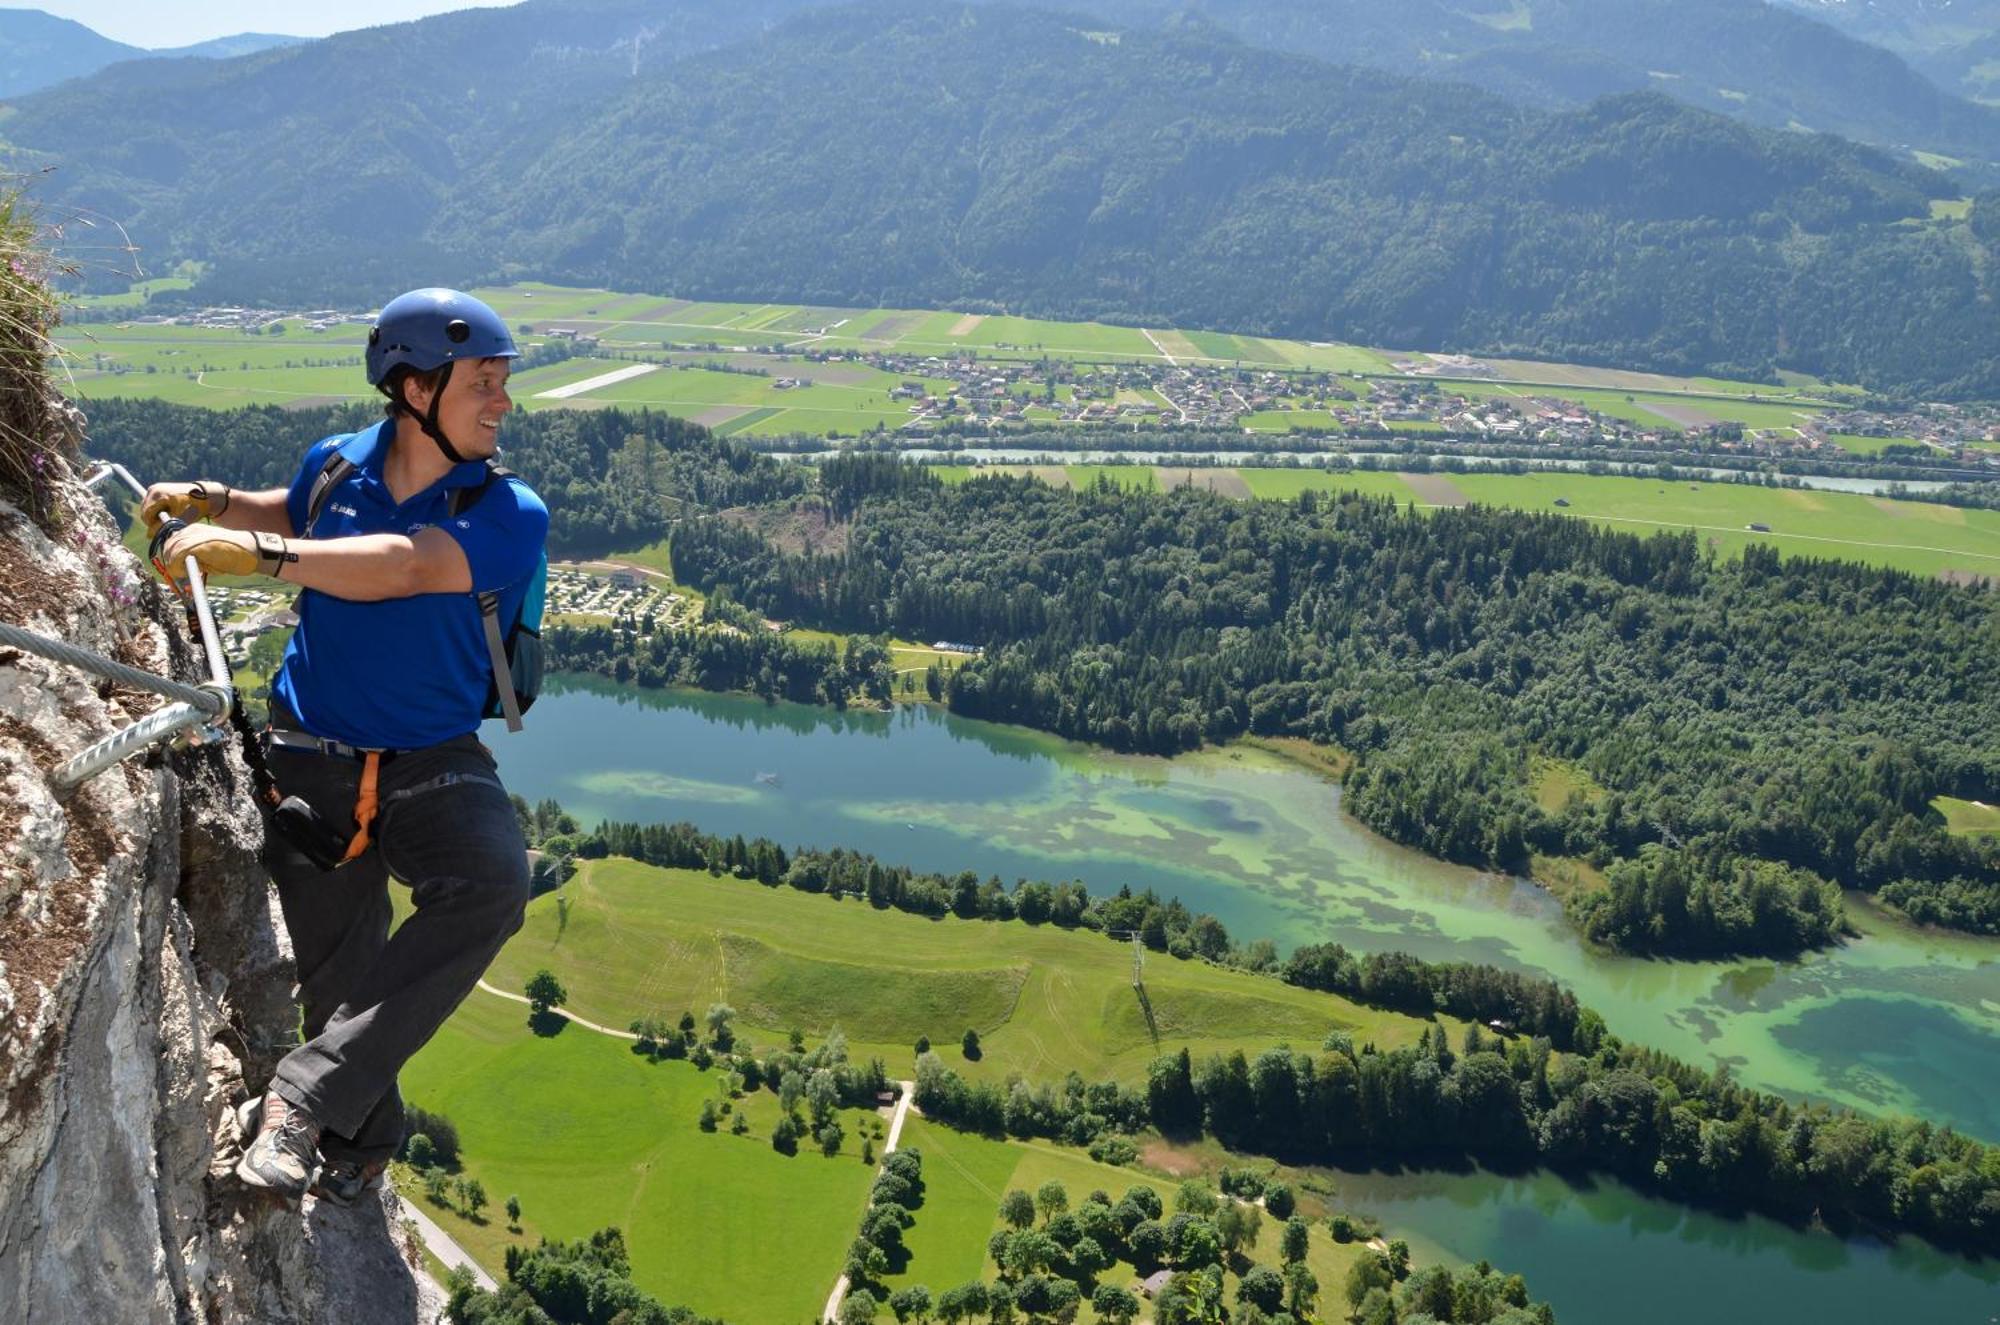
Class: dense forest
77,398,806,559
668,459,2000,953
546,623,893,709
517,807,2000,1258
15,3,1996,394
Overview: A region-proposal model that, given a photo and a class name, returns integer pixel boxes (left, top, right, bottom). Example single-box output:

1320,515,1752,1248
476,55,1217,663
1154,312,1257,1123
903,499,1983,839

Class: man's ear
400,374,436,415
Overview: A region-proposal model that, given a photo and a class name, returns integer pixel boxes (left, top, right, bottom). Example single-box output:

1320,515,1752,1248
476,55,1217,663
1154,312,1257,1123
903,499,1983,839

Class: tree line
667,459,2000,952
446,1228,722,1325
545,621,891,710
78,397,806,559
916,1020,2000,1259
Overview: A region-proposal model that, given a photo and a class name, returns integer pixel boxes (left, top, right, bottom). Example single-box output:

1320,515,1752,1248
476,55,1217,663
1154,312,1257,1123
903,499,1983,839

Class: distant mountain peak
0,9,306,98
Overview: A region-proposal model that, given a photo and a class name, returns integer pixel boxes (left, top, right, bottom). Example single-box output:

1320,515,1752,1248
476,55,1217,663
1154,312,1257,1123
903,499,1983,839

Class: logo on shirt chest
329,502,359,518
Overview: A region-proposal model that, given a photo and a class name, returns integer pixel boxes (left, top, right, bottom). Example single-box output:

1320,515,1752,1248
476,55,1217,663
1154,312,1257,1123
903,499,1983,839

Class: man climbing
142,288,547,1205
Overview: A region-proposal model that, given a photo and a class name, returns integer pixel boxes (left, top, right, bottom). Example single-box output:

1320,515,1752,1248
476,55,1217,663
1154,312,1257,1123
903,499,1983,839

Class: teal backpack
305,446,545,731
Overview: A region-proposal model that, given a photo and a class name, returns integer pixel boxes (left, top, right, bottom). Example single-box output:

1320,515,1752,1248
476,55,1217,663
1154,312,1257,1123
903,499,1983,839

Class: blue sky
22,1,522,48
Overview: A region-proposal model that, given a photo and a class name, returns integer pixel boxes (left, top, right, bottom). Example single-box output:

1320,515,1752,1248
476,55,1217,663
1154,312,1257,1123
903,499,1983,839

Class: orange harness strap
341,751,382,862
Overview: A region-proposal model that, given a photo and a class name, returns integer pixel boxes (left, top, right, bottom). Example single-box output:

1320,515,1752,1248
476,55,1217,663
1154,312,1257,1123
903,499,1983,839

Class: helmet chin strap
398,362,468,464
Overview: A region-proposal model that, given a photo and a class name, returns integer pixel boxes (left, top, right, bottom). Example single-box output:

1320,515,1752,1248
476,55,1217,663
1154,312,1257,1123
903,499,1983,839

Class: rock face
0,457,442,1321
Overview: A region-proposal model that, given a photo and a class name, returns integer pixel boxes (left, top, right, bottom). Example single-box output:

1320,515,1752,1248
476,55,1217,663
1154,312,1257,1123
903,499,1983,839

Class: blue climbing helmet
366,288,519,462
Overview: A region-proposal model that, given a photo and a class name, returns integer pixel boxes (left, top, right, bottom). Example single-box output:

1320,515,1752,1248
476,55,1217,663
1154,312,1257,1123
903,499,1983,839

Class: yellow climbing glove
159,525,295,579
139,481,231,534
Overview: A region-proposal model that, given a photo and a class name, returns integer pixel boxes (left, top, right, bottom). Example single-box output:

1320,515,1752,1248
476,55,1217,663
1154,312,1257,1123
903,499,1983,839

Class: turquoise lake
486,675,2000,1321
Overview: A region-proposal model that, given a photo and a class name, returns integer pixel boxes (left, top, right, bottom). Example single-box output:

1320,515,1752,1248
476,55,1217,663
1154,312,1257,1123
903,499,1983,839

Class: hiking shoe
233,1091,321,1200
310,1156,388,1207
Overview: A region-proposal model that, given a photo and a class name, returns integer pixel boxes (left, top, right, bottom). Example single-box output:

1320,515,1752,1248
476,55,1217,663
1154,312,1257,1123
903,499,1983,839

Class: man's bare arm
211,487,296,537
139,481,296,537
159,525,474,601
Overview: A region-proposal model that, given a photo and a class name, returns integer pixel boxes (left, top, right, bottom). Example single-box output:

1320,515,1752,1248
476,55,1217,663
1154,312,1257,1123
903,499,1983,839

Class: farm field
1453,380,1829,432
945,464,2000,580
56,281,1836,426
394,985,881,1322
878,1115,1370,1321
1826,432,1920,455
481,859,1441,1090
1473,356,1842,400
937,464,2000,580
1243,407,1346,432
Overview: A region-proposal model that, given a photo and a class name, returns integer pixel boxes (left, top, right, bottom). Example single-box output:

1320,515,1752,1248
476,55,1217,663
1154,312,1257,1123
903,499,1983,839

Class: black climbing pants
258,708,529,1164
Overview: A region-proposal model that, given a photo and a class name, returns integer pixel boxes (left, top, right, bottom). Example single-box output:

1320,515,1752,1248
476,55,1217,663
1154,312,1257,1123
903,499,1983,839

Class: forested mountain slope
1085,0,2000,173
7,2,1995,395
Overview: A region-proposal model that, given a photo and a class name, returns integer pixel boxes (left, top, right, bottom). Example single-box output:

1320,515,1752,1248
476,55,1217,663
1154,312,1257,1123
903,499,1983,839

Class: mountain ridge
7,0,1994,395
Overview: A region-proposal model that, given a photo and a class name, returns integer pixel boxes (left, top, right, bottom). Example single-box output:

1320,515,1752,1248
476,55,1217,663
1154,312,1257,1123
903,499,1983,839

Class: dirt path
1155,467,1250,498
475,979,638,1040
948,314,985,336
692,404,752,428
1400,472,1469,506
1141,328,1178,365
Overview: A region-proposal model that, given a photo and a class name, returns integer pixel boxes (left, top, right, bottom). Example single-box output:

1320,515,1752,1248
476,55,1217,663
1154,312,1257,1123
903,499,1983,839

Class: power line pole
1109,929,1144,990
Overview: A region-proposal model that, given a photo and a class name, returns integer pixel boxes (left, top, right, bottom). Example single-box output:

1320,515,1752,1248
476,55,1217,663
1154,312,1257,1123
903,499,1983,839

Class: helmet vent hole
446,319,471,344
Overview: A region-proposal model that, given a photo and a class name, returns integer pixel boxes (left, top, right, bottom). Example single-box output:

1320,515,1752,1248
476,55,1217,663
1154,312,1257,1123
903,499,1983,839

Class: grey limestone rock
0,469,443,1324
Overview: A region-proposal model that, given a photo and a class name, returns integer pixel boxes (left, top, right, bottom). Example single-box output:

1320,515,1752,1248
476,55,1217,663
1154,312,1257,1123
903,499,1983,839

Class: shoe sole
308,1174,384,1208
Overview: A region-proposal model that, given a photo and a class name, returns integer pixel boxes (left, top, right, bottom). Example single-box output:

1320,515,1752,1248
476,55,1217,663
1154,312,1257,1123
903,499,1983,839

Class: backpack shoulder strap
479,586,523,732
303,453,356,537
302,424,388,536
448,462,514,518
454,460,527,731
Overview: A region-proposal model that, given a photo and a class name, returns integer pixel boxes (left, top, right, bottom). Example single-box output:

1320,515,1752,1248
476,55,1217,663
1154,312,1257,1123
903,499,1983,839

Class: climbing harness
0,462,237,791
259,721,392,870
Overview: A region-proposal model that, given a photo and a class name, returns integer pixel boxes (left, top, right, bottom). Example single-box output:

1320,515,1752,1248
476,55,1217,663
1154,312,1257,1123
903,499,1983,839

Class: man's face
419,358,514,458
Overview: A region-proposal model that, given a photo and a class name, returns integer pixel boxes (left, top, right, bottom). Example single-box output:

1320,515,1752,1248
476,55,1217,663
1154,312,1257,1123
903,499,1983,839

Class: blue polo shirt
271,420,549,749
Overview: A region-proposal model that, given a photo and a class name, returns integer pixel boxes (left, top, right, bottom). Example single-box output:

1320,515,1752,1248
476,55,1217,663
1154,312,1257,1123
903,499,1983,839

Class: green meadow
396,988,881,1322
1935,796,2000,837
483,860,1438,1090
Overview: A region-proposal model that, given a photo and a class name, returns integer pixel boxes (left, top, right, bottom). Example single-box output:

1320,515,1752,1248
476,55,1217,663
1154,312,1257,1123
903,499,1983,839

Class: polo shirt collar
344,419,490,496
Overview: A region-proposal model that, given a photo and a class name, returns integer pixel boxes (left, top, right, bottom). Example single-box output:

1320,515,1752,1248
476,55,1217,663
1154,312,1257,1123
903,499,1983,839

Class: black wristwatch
253,531,298,577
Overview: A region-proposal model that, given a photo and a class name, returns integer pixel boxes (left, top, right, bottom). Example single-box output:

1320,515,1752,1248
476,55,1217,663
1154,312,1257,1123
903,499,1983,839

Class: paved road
467,980,923,1321
394,1192,498,1291
821,1080,917,1324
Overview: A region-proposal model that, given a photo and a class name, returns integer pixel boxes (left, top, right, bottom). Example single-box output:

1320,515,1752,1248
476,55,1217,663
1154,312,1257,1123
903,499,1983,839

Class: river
486,675,2000,1320
766,450,1965,494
